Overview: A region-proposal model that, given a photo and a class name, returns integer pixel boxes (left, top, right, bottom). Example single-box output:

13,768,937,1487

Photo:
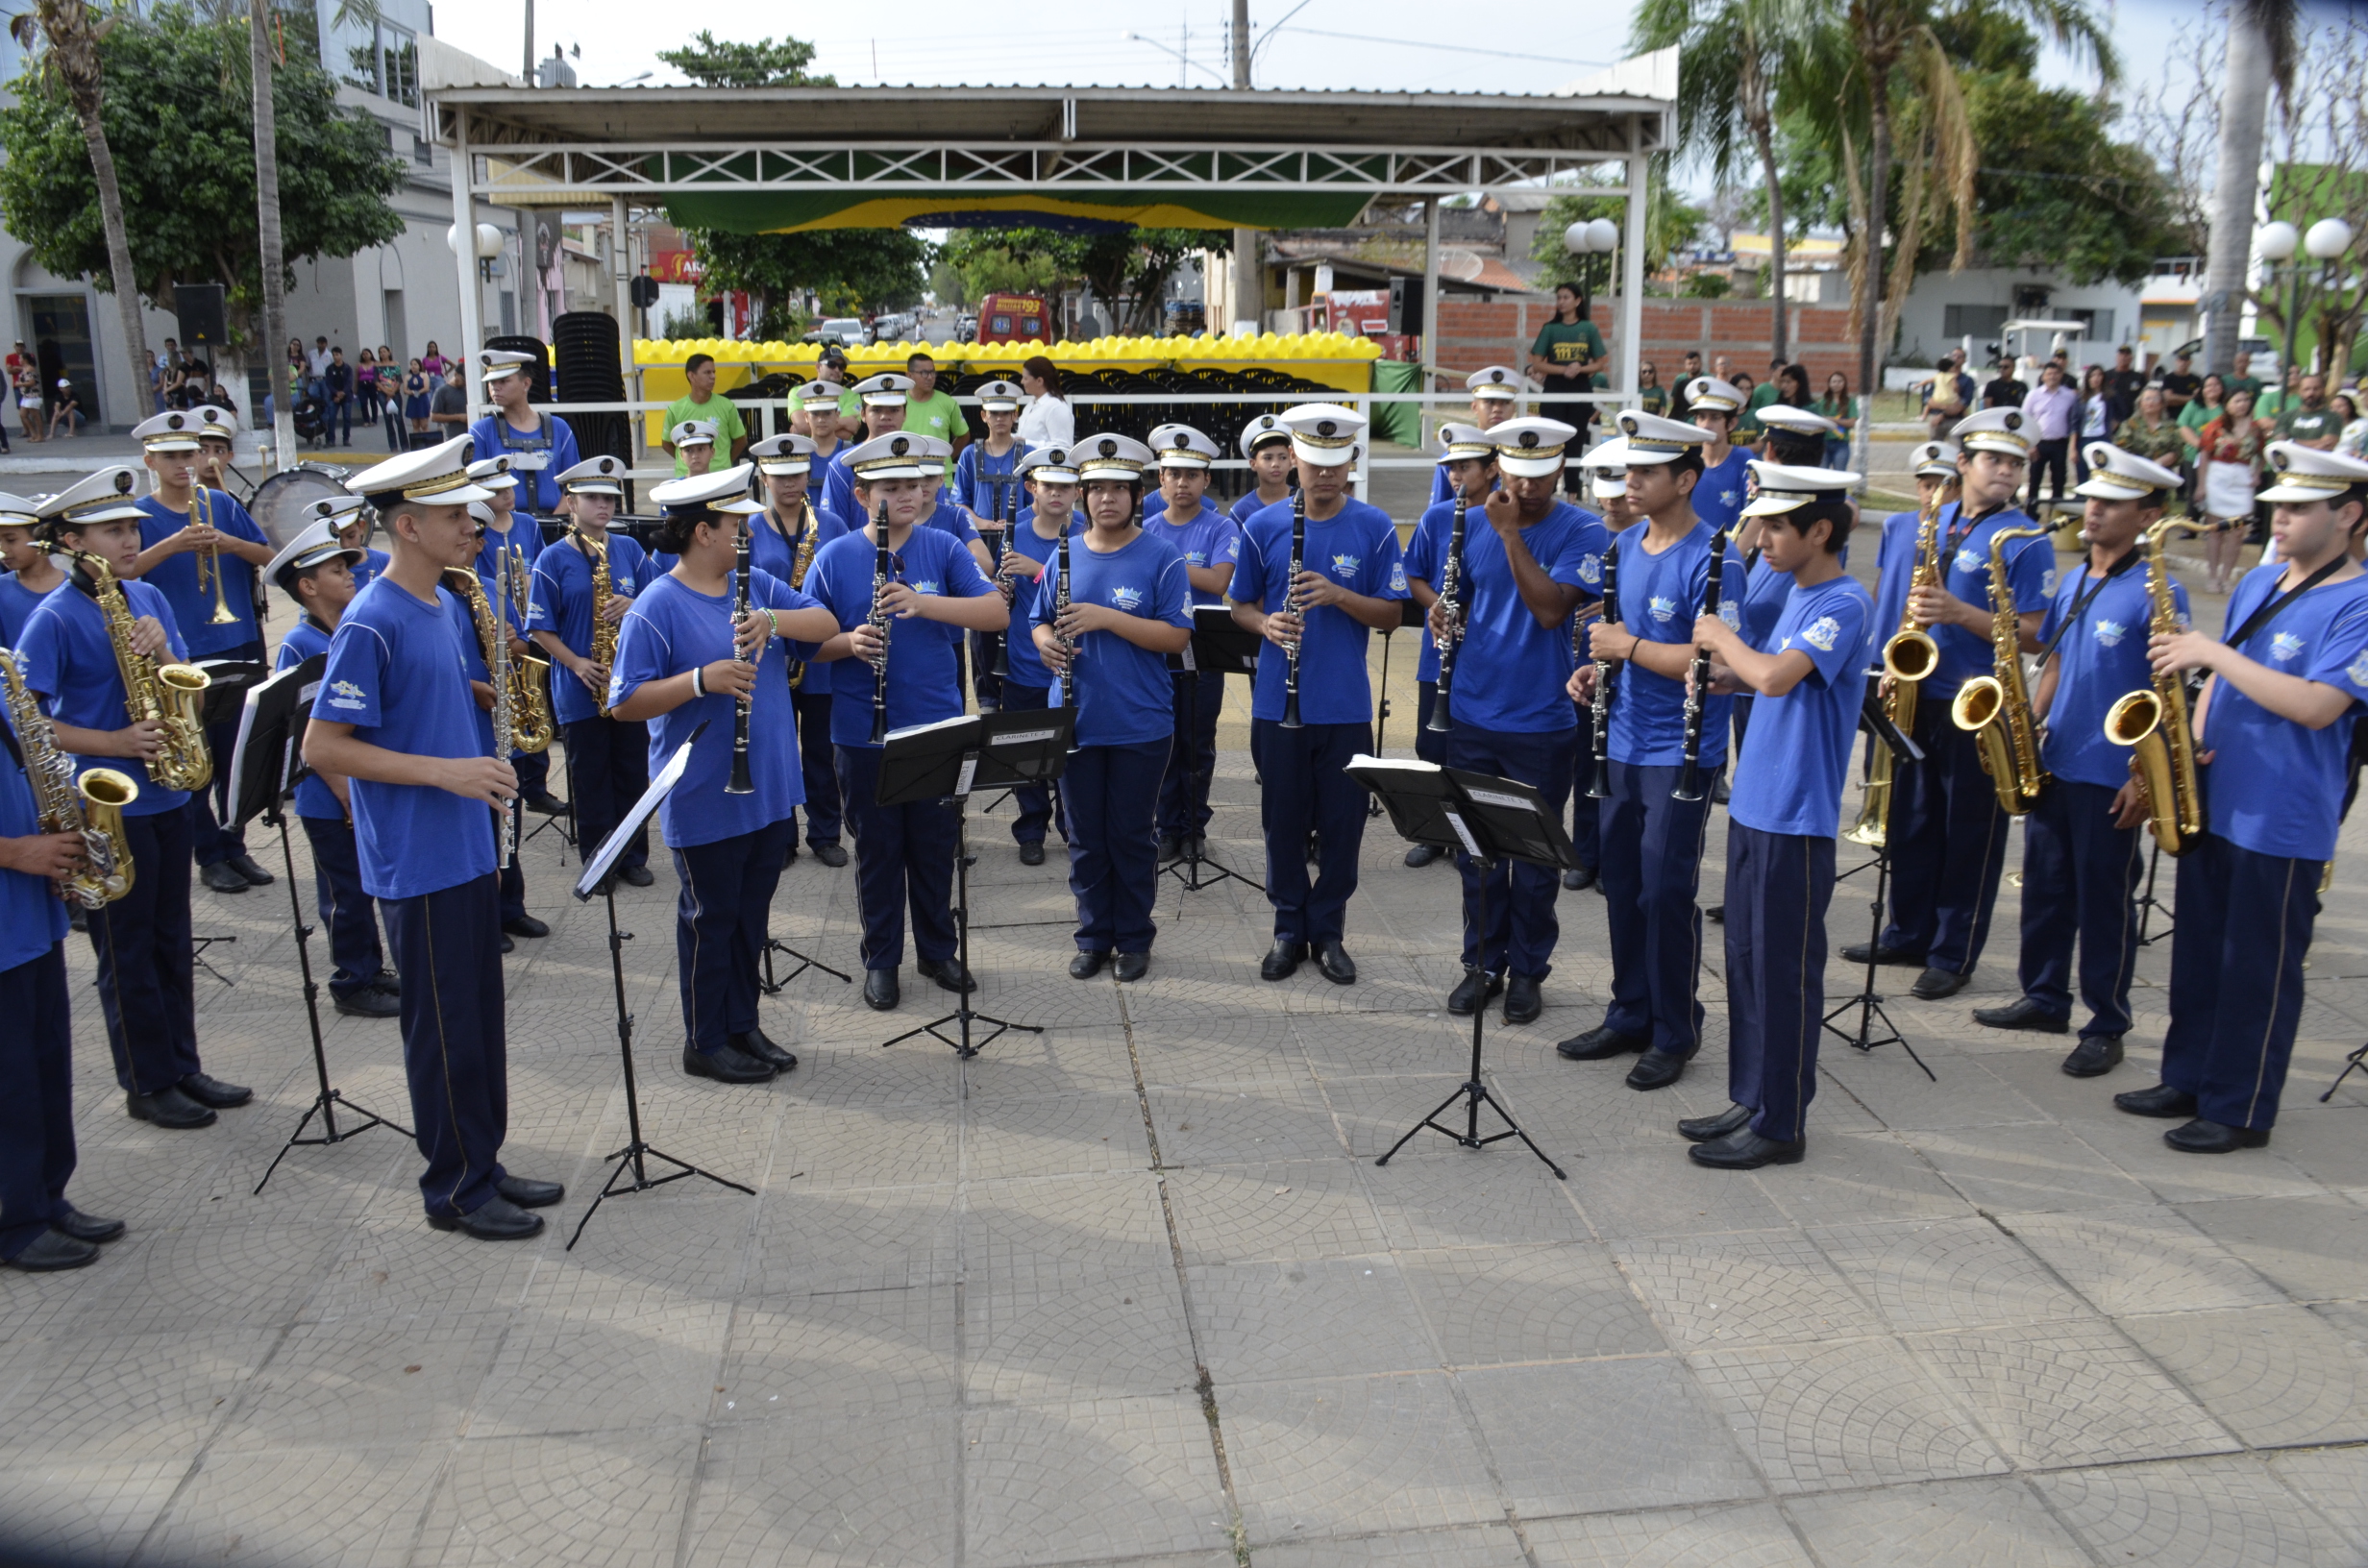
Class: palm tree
2200,0,2297,376
249,0,295,464
10,0,149,421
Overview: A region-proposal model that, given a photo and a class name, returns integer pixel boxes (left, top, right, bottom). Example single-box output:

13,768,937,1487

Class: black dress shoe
1503,973,1542,1025
811,841,850,868
370,969,402,996
1972,996,2069,1033
1679,1104,1754,1143
2114,1083,2198,1118
502,915,551,940
683,1042,775,1083
1841,941,1924,967
1260,940,1306,981
501,934,514,954
178,1072,252,1109
428,1195,544,1240
200,861,249,894
1562,864,1596,892
128,1086,215,1129
1704,904,1725,924
523,793,571,816
334,987,402,1018
1690,1128,1805,1168
1159,834,1182,863
2061,1035,2125,1077
916,955,975,992
1019,841,1046,867
1315,940,1356,985
1071,949,1108,979
1910,967,1969,1000
2164,1116,2271,1153
735,1030,798,1072
51,1206,125,1243
1626,1049,1691,1090
1405,842,1444,869
1113,951,1149,982
494,1175,565,1209
229,852,276,886
1556,1023,1649,1061
619,864,656,888
864,969,900,1011
1447,968,1504,1016
5,1231,98,1271
1185,833,1209,860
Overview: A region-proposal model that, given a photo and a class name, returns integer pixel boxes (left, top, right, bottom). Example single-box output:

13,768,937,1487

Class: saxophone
1847,484,1947,846
2104,518,2205,855
1949,523,2053,815
785,502,822,692
77,551,213,793
0,646,138,906
444,565,554,755
579,529,619,719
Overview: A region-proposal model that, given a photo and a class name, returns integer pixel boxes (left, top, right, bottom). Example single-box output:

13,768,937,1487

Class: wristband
765,607,780,637
691,666,707,698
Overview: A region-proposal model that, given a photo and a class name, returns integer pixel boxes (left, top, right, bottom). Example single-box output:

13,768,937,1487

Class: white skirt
2204,461,2255,522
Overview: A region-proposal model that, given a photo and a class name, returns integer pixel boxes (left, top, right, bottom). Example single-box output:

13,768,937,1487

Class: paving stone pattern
5,536,2368,1566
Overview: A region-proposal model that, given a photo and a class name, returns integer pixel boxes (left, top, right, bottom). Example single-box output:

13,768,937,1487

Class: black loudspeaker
175,283,228,347
1388,276,1425,335
628,276,660,309
482,333,551,403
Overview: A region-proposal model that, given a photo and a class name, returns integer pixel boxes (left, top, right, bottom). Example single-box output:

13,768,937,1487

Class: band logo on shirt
328,679,365,709
1954,548,1984,573
1801,615,1841,652
1577,555,1602,586
911,579,942,596
1330,553,1360,578
2094,619,2127,648
2347,650,2368,688
1649,595,1678,623
1109,586,1144,611
2271,631,2306,663
1388,562,1407,592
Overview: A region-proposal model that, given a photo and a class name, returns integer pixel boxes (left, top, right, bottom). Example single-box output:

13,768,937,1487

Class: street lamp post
2305,219,2356,378
2259,220,2302,374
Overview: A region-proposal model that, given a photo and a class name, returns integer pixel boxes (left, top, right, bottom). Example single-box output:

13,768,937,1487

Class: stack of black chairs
552,314,634,506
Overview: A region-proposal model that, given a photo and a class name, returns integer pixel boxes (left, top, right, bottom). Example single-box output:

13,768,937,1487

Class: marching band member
1426,367,1524,508
997,446,1079,865
1973,447,2187,1074
608,465,841,1083
803,432,1007,1012
1728,405,1845,765
467,349,580,515
1404,423,1500,835
1861,440,1961,674
1852,406,2052,1000
1232,415,1295,525
1427,417,1606,1025
1680,377,1754,535
1557,411,1746,1090
0,492,63,644
340,505,390,591
1141,423,1240,861
190,403,239,496
671,420,720,478
1679,462,1872,1168
1227,404,1410,985
955,380,1032,711
466,454,561,821
1033,434,1193,980
797,379,851,473
19,468,251,1128
748,433,851,868
530,457,654,889
128,409,278,895
908,435,993,572
265,511,399,1018
453,499,544,954
306,437,562,1240
822,374,913,525
2116,444,2368,1152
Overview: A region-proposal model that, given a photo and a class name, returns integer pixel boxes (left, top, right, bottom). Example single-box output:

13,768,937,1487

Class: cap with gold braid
1238,412,1290,455
191,403,237,442
1739,460,1859,518
669,419,719,450
651,464,764,516
1911,439,1961,479
0,491,41,527
1490,416,1579,478
845,432,932,481
1017,446,1077,483
2074,444,2183,502
37,466,146,535
852,373,912,407
1435,423,1495,464
1279,403,1367,468
308,494,367,527
347,435,495,508
797,379,847,408
2257,441,2368,503
1685,376,1747,413
1757,404,1840,436
1147,423,1219,468
1466,365,1524,401
1953,406,2031,458
1578,435,1632,497
132,411,204,453
1616,409,1710,463
465,454,517,493
1073,432,1155,481
749,433,817,476
480,349,536,384
264,517,364,593
557,455,627,496
974,380,1024,413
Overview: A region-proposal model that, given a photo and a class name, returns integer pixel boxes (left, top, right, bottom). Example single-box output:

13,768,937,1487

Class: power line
1270,26,1610,67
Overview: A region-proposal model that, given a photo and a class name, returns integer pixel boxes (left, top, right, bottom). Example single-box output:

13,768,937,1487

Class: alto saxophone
2104,518,2205,855
0,646,138,906
579,529,619,719
1949,523,2053,815
445,564,553,755
785,502,822,692
1847,483,1947,846
77,551,213,793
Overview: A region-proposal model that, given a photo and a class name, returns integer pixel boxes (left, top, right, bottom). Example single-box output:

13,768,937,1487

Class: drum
249,463,355,551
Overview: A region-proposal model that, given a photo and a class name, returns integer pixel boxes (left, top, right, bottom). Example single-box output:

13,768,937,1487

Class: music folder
1344,756,1578,872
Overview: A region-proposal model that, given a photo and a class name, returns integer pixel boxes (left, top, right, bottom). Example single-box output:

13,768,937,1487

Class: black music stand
566,725,755,1249
2134,842,2174,946
1825,697,1936,1080
1163,606,1266,896
1349,756,1572,1179
190,657,269,983
876,708,1073,1058
1366,599,1426,816
226,655,411,1193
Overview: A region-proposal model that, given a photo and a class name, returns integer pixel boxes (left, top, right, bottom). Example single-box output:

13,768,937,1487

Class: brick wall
1433,299,1862,395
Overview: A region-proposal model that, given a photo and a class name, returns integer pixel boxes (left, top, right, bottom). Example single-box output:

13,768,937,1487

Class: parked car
804,318,873,347
956,314,979,344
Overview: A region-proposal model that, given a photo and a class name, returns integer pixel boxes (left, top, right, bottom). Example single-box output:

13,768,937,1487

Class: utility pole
1231,0,1257,335
522,0,533,86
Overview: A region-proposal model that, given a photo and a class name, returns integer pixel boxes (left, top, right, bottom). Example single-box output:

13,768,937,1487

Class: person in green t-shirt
898,354,965,476
2275,374,2343,449
1525,283,1609,492
662,353,750,476
1637,359,1670,417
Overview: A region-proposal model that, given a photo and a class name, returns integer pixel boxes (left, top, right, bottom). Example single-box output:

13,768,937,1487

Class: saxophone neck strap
2037,548,2142,664
2225,553,2350,650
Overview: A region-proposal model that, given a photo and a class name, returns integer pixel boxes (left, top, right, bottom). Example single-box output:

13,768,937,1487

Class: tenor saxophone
2104,518,2205,855
0,646,137,906
1847,484,1948,846
785,502,822,692
1949,524,2053,815
445,564,553,754
579,529,619,719
77,551,213,793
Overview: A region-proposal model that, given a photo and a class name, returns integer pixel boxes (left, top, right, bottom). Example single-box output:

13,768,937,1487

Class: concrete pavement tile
961,1091,1154,1181
1457,1359,1764,1517
211,1312,507,1452
1220,1373,1504,1543
1398,1244,1665,1365
1191,1259,1437,1383
1564,1137,1794,1240
140,1442,448,1568
685,1411,956,1567
777,1101,960,1190
750,1184,960,1290
470,1299,731,1436
2003,1206,2286,1316
1615,1232,1888,1351
961,1172,1173,1278
1257,1521,1531,1565
1293,1010,1504,1079
1357,1158,1597,1251
2260,1103,2368,1188
2116,1305,2368,1447
0,1329,273,1464
46,1220,344,1336
523,1193,759,1307
1784,1476,2091,1568
0,1459,189,1567
2268,1449,2368,1552
952,1023,1143,1100
2176,1193,2368,1302
576,1078,786,1188
774,1043,967,1110
2035,1454,2361,1568
1758,1132,1976,1227
1411,1066,1708,1149
1525,1500,1817,1567
960,1394,1233,1566
1809,1218,2099,1333
966,1264,1198,1405
716,1284,958,1423
1166,1161,1390,1265
1686,1338,2010,1491
40,1138,243,1233
2058,1114,2325,1203
414,1428,701,1568
1126,1014,1312,1090
1122,952,1437,1023
304,1217,546,1322
1907,1122,2156,1213
1146,1083,1344,1166
1813,1050,2050,1132
1907,1320,2234,1468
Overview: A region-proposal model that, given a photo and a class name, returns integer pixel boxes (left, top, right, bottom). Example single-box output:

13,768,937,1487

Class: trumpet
1949,523,2052,815
1846,482,1950,847
2104,518,2205,855
192,487,239,625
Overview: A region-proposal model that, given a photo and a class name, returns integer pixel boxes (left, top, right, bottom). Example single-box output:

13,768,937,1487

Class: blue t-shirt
1144,504,1243,605
316,576,498,899
1692,448,1753,534
1228,489,1289,526
2038,559,2189,790
1000,523,1066,691
1735,540,1851,654
351,548,390,592
1142,491,1168,522
1929,503,2058,695
136,491,268,657
1862,510,1921,671
274,617,342,820
609,568,819,847
468,411,581,514
805,525,997,748
530,532,652,726
0,704,70,970
1030,530,1193,746
1605,520,1747,768
1402,499,1464,683
1429,501,1608,734
750,502,845,697
0,570,58,647
1728,573,1874,837
915,491,980,548
2200,566,2368,862
475,515,543,589
952,441,1031,521
15,578,190,815
1230,498,1409,725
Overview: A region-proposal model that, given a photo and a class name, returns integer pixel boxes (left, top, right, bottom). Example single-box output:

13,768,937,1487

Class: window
411,134,433,167
1941,304,2010,340
2064,306,2114,342
343,20,419,108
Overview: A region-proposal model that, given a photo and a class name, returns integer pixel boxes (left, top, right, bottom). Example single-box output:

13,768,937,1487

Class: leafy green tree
943,227,1229,333
685,227,932,325
1529,159,1709,296
656,30,833,87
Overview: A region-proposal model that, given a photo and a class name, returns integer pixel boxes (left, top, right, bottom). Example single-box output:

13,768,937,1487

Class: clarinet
1586,538,1619,800
490,542,519,868
725,522,755,795
987,474,1013,678
1672,527,1731,804
1426,494,1468,733
1280,488,1306,730
867,502,892,746
1053,525,1079,752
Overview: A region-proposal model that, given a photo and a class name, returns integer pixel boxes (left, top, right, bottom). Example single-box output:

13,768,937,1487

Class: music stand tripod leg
2321,1041,2368,1102
878,788,1039,1059
1818,844,1935,1081
1161,668,1263,898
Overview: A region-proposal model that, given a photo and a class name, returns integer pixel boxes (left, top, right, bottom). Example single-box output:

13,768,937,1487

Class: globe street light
2306,217,2355,262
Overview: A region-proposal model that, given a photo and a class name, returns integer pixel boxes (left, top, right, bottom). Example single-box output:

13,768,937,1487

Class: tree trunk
2203,12,2273,376
250,0,295,470
1754,121,1788,363
1858,70,1894,411
75,102,148,429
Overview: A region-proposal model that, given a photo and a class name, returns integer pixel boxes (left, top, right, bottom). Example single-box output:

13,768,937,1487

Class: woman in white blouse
1016,356,1074,450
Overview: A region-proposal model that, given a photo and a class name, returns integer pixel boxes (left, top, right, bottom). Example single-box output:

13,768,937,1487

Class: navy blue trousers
2017,778,2143,1039
1158,669,1225,840
300,812,384,1000
673,818,793,1055
88,806,201,1093
1414,680,1449,765
1724,824,1836,1141
1567,700,1601,874
562,715,649,871
189,636,264,867
381,873,508,1220
0,944,75,1262
513,747,551,800
972,628,1005,711
790,687,842,845
1251,718,1370,946
1882,696,2011,975
1000,681,1058,845
1065,739,1169,954
2160,833,2319,1131
1447,722,1578,980
837,744,958,971
1598,758,1717,1057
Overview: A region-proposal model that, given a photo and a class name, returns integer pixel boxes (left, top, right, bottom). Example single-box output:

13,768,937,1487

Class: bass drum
249,463,356,551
